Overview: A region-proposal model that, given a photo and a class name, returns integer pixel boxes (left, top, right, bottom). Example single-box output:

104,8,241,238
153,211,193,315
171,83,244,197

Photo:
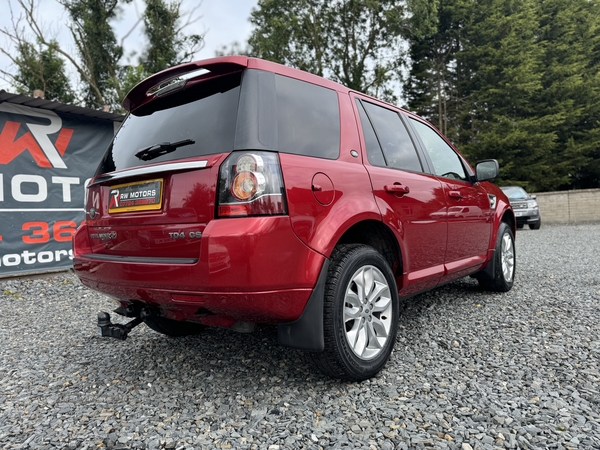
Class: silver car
500,186,541,230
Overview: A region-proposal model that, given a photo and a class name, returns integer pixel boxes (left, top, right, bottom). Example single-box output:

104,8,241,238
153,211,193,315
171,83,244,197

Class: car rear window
97,69,342,176
97,72,242,174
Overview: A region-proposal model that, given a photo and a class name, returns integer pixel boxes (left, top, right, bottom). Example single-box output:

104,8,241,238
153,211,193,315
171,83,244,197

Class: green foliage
456,0,554,190
405,0,600,191
404,0,468,135
406,0,439,38
12,39,76,103
141,0,204,74
3,0,204,111
214,41,251,57
105,64,148,114
4,0,598,191
143,0,180,74
248,0,329,75
249,0,406,102
61,0,124,109
537,0,600,189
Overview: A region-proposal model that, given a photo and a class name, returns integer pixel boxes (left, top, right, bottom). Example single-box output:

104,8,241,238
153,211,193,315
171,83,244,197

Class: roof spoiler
122,56,249,112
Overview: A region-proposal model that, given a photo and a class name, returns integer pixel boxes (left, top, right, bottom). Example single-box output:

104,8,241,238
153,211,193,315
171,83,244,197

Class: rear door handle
384,183,410,196
448,190,463,199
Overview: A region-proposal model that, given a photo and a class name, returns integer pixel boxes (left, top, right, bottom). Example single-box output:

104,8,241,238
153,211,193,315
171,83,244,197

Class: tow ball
97,311,143,340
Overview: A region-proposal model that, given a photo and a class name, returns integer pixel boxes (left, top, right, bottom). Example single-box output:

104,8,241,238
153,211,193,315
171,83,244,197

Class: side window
355,100,386,166
362,101,423,172
275,75,340,159
410,119,467,181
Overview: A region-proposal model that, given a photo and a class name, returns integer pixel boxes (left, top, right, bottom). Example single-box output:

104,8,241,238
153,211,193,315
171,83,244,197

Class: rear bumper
73,216,326,323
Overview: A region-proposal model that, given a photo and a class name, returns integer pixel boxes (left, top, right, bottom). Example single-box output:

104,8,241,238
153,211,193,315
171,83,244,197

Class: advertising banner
0,102,119,277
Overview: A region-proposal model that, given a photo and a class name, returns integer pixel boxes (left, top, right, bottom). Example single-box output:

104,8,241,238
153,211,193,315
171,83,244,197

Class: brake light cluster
217,151,287,217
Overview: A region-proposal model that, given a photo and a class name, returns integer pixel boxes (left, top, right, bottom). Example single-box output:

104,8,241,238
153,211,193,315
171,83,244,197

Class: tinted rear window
275,75,340,159
97,73,241,174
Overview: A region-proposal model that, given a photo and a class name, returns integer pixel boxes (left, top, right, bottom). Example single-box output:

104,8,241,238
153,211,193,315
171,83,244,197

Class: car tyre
529,219,541,230
478,222,515,292
143,316,205,337
311,244,399,381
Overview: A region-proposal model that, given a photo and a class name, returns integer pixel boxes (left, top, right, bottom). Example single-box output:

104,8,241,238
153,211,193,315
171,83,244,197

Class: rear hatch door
84,68,243,261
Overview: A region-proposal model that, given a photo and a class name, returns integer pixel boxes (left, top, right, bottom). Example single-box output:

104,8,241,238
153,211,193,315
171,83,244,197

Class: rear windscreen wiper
134,139,195,161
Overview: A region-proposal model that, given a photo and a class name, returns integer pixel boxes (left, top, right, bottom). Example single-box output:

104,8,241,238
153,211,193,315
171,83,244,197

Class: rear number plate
108,179,163,213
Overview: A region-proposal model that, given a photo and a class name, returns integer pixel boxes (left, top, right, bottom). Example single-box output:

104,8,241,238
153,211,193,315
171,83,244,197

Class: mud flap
477,249,496,281
277,259,329,352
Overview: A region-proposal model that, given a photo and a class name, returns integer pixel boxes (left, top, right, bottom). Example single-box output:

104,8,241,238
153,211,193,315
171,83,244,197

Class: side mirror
531,194,537,200
476,159,499,181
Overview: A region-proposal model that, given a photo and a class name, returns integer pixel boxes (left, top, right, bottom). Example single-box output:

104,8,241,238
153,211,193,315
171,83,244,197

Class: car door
353,96,447,295
407,117,493,280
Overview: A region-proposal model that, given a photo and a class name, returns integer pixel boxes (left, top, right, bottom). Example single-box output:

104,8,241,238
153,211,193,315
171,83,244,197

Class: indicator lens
232,172,257,200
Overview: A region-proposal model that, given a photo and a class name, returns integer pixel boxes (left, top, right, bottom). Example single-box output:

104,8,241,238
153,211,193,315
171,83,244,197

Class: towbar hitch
97,311,142,340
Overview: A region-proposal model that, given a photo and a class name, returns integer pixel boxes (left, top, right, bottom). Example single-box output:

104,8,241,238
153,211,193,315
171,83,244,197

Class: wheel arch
277,219,403,353
501,208,516,236
335,219,402,277
477,206,516,283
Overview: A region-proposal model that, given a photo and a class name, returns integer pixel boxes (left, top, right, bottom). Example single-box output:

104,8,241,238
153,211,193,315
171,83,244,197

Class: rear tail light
217,151,288,217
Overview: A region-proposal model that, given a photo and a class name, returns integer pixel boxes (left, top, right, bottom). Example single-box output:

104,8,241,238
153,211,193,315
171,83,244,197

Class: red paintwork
123,56,250,112
74,216,325,323
73,55,514,329
281,153,381,257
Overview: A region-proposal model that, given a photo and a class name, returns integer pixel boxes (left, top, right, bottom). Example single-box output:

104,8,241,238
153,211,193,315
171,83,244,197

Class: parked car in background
73,56,516,381
500,186,541,229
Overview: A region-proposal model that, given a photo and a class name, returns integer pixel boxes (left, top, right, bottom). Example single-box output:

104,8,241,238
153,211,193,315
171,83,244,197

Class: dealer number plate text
108,179,163,213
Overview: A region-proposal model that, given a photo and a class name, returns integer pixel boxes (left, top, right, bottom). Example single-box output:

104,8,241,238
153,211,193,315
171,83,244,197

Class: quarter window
275,75,340,159
356,100,386,166
410,119,467,181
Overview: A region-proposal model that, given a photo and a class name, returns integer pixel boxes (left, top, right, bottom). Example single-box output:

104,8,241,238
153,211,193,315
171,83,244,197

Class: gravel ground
1,223,600,450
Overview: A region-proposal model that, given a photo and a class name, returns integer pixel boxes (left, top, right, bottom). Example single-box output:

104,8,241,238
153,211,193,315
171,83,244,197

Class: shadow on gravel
79,276,492,385
84,322,323,386
400,276,488,319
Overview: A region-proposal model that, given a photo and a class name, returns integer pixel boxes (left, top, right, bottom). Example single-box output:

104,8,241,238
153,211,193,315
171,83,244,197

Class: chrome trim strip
91,160,208,185
81,253,198,264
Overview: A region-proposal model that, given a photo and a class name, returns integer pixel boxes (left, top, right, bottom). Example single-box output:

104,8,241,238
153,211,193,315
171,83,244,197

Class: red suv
73,56,515,381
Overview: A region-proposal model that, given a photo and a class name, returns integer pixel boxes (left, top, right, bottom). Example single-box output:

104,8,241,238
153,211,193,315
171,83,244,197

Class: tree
1,0,124,109
214,41,250,57
60,0,123,109
248,0,329,76
1,0,206,112
404,0,468,137
537,0,600,189
0,0,77,102
12,39,76,103
405,0,600,191
455,0,557,191
141,0,204,75
248,0,406,102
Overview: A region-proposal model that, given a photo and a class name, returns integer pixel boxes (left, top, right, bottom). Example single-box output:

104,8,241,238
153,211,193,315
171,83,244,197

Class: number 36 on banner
21,221,80,243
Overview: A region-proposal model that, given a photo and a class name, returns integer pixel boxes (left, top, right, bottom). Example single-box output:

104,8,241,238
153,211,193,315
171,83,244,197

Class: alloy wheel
343,265,393,360
501,232,515,282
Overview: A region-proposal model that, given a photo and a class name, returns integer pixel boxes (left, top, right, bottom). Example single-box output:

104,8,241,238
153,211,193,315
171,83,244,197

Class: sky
0,0,259,92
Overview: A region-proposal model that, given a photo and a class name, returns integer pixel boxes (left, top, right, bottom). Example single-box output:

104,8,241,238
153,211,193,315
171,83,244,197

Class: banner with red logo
0,102,119,277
